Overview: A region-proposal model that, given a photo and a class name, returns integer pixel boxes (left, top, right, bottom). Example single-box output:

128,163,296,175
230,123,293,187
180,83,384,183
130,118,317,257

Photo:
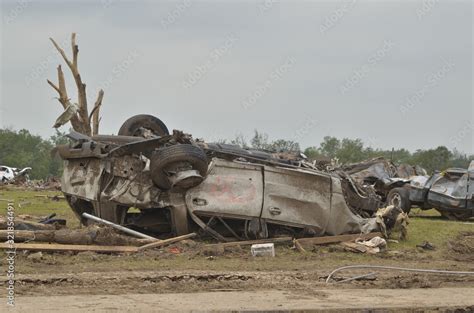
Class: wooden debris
204,236,293,249
0,228,155,246
293,239,307,253
138,233,197,251
0,243,137,253
297,232,382,246
340,241,369,253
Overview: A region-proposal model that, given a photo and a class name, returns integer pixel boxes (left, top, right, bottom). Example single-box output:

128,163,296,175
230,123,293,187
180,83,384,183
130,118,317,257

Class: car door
185,159,264,220
260,165,332,232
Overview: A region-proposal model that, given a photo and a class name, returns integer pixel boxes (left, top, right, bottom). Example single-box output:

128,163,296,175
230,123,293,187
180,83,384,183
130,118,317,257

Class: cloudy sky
0,0,472,153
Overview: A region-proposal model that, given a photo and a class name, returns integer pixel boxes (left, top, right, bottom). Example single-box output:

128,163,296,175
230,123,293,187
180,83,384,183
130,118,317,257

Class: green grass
390,215,473,253
0,185,78,227
0,187,472,274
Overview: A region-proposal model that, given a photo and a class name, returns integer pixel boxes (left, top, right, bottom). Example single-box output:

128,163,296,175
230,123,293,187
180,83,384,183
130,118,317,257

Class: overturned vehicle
340,157,474,220
58,115,398,240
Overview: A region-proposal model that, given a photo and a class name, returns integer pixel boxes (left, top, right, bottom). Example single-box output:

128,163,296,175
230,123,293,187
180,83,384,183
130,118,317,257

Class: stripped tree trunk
47,33,104,135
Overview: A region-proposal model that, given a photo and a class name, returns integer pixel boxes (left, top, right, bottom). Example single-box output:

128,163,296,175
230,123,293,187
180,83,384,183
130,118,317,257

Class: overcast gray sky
0,0,472,153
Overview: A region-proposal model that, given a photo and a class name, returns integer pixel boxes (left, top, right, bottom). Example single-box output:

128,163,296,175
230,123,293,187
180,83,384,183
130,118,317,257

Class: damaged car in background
57,114,403,241
0,165,32,183
340,157,474,220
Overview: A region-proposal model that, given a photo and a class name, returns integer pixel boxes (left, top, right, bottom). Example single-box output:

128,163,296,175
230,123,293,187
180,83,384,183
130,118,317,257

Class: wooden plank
0,243,138,253
204,236,293,249
138,233,197,251
293,239,307,253
297,232,382,245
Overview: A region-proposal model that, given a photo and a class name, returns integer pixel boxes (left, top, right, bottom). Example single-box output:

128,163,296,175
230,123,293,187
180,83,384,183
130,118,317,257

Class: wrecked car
0,165,32,183
340,157,473,220
57,114,395,240
385,162,474,220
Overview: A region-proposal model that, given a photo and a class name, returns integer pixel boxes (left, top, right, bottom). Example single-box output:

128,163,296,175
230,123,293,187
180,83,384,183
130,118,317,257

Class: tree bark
48,33,103,135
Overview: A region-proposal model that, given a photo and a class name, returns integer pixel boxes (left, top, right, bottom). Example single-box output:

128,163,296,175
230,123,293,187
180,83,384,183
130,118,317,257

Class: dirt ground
6,288,474,312
1,235,474,312
1,187,474,311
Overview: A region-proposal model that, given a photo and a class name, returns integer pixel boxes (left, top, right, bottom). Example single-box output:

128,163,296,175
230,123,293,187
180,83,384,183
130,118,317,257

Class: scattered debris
375,205,408,240
0,165,32,184
250,243,275,257
34,194,65,200
138,233,197,251
334,272,377,284
39,213,67,226
0,217,60,231
295,232,383,253
26,252,43,262
325,265,474,284
204,237,293,249
417,241,436,250
0,226,155,246
341,236,387,254
0,242,138,254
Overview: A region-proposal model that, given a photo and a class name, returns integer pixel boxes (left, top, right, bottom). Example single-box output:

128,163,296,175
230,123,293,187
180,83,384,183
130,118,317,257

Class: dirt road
5,287,474,312
2,270,474,312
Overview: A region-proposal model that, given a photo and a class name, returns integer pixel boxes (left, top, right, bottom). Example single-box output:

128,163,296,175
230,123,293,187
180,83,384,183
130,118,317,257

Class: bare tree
47,33,104,136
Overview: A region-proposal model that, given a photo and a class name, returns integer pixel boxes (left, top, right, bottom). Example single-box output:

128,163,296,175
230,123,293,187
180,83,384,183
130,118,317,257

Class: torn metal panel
61,158,104,201
261,166,331,233
185,159,264,220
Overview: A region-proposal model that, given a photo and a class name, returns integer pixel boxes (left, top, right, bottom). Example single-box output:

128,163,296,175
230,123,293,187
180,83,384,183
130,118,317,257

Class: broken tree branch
47,79,61,95
49,37,73,69
89,89,104,135
72,32,78,69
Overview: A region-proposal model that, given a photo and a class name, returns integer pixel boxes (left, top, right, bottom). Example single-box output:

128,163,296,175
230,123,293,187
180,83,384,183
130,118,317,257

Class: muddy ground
2,239,474,296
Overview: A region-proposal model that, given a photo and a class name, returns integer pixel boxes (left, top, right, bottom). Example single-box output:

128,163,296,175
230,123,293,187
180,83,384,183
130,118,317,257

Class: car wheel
118,114,169,137
387,187,411,213
439,211,471,221
150,144,209,191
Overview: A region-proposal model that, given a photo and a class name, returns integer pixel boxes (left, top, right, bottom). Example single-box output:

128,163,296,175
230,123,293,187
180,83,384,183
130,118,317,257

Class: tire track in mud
1,270,474,297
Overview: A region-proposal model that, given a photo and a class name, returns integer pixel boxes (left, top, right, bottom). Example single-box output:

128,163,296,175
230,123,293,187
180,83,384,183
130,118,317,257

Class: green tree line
0,128,66,180
230,130,473,174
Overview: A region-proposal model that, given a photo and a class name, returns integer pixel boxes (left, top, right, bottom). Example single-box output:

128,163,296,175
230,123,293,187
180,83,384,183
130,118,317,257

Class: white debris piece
251,243,275,257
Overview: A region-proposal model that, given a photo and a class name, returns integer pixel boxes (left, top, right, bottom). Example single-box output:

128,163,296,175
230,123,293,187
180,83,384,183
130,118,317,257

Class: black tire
150,144,208,190
118,114,169,137
387,187,411,213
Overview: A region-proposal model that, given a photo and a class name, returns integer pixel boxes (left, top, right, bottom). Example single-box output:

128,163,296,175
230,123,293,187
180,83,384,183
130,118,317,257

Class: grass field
0,185,473,275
